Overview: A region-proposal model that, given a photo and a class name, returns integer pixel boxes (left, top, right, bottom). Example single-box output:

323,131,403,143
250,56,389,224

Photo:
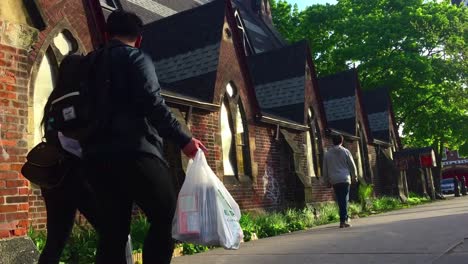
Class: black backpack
46,48,112,143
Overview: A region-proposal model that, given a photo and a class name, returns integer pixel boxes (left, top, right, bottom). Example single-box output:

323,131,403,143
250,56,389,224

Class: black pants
89,154,176,264
38,165,99,264
333,182,350,223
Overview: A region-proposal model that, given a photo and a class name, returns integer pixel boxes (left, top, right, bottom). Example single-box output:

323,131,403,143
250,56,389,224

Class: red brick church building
0,0,402,257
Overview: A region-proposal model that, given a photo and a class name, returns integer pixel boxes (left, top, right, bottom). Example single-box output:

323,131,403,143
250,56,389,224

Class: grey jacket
322,145,357,185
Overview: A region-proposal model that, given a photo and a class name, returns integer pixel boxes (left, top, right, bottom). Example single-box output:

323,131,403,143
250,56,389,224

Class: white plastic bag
125,235,134,264
172,150,243,249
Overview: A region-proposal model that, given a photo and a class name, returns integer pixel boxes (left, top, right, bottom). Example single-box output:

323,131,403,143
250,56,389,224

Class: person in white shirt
322,134,358,228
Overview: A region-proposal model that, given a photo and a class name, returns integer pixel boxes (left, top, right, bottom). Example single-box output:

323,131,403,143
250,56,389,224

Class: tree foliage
270,0,468,156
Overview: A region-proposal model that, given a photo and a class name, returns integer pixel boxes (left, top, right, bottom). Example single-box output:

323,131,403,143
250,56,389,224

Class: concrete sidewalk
172,196,468,264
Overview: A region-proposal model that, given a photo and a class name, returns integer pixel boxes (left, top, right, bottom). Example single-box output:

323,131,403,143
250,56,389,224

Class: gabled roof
247,41,308,124
140,0,226,102
231,0,286,54
318,69,358,136
101,0,204,23
362,87,391,142
102,0,287,54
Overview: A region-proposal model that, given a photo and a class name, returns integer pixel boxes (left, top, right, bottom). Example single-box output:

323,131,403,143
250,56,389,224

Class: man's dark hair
107,10,143,40
332,134,344,146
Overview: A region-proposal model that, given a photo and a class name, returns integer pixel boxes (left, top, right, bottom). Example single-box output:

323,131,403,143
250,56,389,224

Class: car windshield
441,179,454,184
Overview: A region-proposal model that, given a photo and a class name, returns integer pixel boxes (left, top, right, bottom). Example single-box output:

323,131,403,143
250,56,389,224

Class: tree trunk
432,140,444,194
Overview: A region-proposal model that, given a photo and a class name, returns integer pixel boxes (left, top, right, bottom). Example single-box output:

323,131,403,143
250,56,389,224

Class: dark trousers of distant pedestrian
333,182,350,223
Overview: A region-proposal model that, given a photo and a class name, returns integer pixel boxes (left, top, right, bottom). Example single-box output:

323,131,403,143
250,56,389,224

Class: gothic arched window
32,30,80,145
390,130,398,159
220,83,250,179
356,123,370,181
306,108,322,178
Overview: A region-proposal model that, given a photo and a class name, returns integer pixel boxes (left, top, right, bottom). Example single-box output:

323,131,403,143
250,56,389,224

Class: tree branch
397,93,441,127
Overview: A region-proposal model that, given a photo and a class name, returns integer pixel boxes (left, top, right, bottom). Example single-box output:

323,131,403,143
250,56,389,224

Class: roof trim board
258,114,309,131
162,91,220,111
388,92,402,149
125,0,177,17
305,45,328,135
225,0,262,118
354,68,373,143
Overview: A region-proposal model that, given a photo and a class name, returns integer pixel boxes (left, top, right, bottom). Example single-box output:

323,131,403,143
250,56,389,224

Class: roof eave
258,113,309,131
373,138,392,146
327,128,360,141
162,91,220,111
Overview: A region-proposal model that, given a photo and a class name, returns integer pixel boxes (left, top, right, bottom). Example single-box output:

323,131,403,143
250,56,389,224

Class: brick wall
163,12,311,211
0,24,37,238
167,106,305,211
0,0,100,232
373,145,397,196
368,145,381,196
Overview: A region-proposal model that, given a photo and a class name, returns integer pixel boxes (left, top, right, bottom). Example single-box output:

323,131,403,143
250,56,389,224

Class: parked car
441,178,459,194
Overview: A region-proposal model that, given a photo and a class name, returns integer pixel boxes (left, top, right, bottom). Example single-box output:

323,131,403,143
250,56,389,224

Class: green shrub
29,224,97,264
28,227,46,252
130,214,150,251
239,213,258,242
348,203,362,217
61,225,98,264
371,196,403,212
28,194,431,259
313,203,339,225
299,207,315,229
254,212,289,238
358,183,374,211
182,243,210,255
407,193,430,205
284,208,308,231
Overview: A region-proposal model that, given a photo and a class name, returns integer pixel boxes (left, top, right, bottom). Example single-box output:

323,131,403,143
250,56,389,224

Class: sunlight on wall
356,139,364,178
306,132,315,176
0,0,30,25
221,102,235,176
33,54,55,145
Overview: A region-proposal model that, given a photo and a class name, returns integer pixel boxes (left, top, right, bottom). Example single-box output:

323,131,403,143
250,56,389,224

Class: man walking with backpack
85,11,206,264
322,135,357,228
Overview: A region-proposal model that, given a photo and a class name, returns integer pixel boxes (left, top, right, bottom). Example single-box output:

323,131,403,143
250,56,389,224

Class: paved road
172,196,468,264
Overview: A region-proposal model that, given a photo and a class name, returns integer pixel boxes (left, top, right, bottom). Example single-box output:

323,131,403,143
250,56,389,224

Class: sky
287,0,337,10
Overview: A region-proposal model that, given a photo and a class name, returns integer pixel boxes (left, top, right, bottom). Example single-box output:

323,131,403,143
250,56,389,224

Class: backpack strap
98,46,113,120
77,47,113,145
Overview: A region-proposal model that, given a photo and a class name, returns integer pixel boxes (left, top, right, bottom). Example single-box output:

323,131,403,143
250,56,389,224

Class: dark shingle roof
248,41,308,124
318,70,358,135
102,0,286,54
106,0,203,24
362,87,391,142
232,0,286,54
140,0,226,102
